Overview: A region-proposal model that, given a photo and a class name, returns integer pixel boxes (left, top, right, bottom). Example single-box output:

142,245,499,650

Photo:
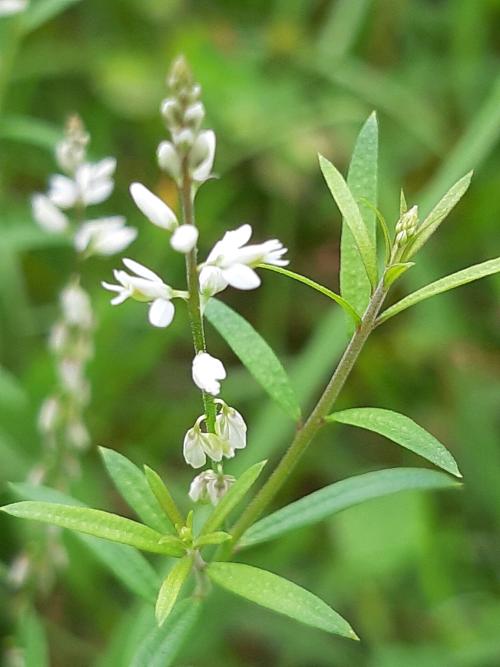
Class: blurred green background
1,0,500,665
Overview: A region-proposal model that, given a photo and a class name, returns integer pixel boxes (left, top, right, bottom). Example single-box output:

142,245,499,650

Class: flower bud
157,141,181,181
129,182,178,230
188,469,235,505
192,351,226,396
170,224,199,253
174,128,195,153
199,266,228,297
167,55,193,94
161,98,182,129
184,102,205,130
189,130,216,182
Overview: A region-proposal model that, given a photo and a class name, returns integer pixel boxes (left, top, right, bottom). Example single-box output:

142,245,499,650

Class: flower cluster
100,58,288,504
32,115,136,257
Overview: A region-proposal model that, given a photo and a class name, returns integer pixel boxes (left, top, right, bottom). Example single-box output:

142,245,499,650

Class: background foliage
1,0,499,665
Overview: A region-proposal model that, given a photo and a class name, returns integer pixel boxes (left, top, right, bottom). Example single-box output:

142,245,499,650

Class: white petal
222,264,261,290
148,299,175,328
190,130,216,182
170,224,199,253
91,157,116,180
183,429,207,468
221,224,252,250
199,266,228,297
31,194,68,232
192,352,226,396
157,141,181,180
82,179,114,206
129,182,177,230
48,175,79,209
92,227,137,256
122,257,162,282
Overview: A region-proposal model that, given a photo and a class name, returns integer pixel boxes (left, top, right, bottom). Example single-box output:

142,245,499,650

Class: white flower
0,0,28,17
58,359,85,394
129,183,178,231
170,224,198,253
48,158,116,209
60,283,93,328
200,223,288,293
38,396,60,433
157,141,181,181
183,416,232,468
102,258,176,328
66,420,90,451
199,265,229,298
192,352,226,396
32,193,69,232
189,469,235,505
189,130,215,182
215,400,247,453
74,216,137,256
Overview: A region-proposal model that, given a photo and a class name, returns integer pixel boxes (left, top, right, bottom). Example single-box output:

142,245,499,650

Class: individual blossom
189,468,235,505
38,396,61,434
183,415,232,468
0,0,28,16
102,258,180,328
60,283,93,329
215,400,247,454
192,351,226,396
74,217,137,257
48,158,116,209
32,193,69,233
129,182,178,231
170,224,199,254
199,223,288,295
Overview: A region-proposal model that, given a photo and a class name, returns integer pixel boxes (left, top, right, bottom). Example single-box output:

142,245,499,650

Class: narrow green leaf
130,599,202,667
22,0,83,33
20,609,49,667
0,115,60,150
361,198,391,263
207,562,357,639
340,112,378,320
1,502,183,555
327,407,461,477
205,299,301,421
405,171,473,259
100,447,171,533
10,482,160,602
144,465,184,529
258,264,361,327
377,257,500,325
194,531,231,547
155,557,192,626
319,153,377,288
200,460,267,537
240,468,460,548
384,262,415,288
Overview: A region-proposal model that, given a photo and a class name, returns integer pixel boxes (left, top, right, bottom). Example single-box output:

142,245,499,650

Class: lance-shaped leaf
341,112,378,320
155,556,192,626
9,482,160,601
327,408,461,477
131,599,202,667
258,264,361,327
1,502,184,556
144,465,184,528
205,299,301,421
207,562,357,639
200,460,267,537
20,609,49,667
240,468,460,548
22,0,83,33
319,153,377,288
100,447,172,533
383,262,414,289
377,257,500,325
404,171,473,259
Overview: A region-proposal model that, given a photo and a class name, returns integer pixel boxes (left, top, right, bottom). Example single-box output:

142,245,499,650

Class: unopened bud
157,140,181,181
174,127,195,153
161,98,182,129
56,114,89,173
184,102,205,130
167,55,193,94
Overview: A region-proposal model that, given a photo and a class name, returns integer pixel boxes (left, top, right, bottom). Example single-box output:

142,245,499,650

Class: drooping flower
32,193,69,233
74,216,137,257
192,352,226,396
199,223,288,295
170,224,199,253
129,183,178,231
102,258,176,328
215,400,247,453
183,415,232,468
189,469,235,505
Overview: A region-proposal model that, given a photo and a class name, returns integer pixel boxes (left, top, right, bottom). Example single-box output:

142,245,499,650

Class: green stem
180,160,217,432
226,279,388,552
